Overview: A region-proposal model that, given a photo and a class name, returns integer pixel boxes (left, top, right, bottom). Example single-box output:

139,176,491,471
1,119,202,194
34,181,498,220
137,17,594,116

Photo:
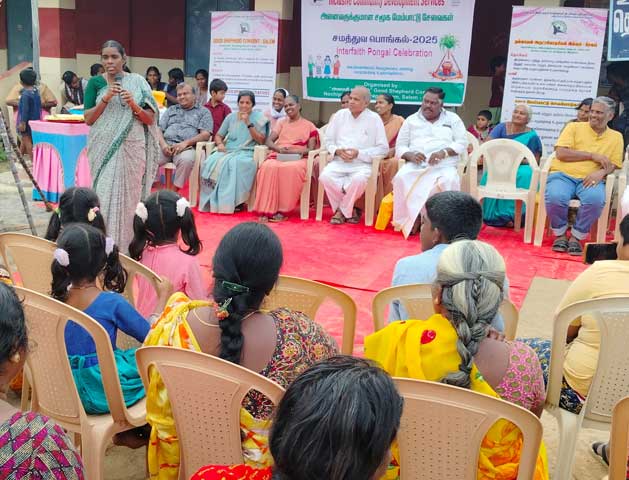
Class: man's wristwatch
247,123,254,129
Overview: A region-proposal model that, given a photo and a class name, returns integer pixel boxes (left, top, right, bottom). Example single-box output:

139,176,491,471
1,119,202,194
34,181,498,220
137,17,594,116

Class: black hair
424,87,445,101
0,283,28,373
102,40,126,57
490,55,507,74
274,88,288,98
212,223,282,364
620,215,629,246
270,356,403,480
90,63,104,77
577,97,593,110
425,191,482,242
19,69,37,86
340,90,351,101
477,109,492,121
145,66,161,82
168,68,185,82
210,78,228,94
128,191,202,261
237,90,256,107
195,69,209,79
62,71,77,86
379,93,395,105
45,187,106,241
51,223,127,303
286,94,300,104
123,65,131,73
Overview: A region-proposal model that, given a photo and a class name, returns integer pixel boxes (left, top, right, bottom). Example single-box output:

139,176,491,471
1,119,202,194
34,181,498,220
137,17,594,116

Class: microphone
114,74,125,107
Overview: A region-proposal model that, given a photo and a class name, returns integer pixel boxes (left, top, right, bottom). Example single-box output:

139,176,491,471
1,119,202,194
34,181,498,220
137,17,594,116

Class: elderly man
391,87,467,238
547,96,623,255
157,83,213,191
319,86,388,224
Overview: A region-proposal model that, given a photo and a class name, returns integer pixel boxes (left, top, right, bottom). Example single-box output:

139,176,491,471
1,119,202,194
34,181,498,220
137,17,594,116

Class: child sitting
204,78,231,136
129,191,205,318
51,224,166,418
16,69,42,157
467,109,493,144
45,187,106,241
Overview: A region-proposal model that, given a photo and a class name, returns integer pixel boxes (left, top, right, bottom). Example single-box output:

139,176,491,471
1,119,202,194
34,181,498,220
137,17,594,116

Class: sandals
552,237,568,252
346,208,362,224
269,213,287,223
567,238,583,256
330,211,345,225
591,441,609,467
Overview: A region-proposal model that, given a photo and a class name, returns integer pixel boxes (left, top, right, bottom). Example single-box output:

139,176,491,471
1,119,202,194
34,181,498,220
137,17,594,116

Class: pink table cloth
30,120,91,203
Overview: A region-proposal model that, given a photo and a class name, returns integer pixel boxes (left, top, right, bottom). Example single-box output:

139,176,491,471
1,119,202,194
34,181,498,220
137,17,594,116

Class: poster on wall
502,6,607,153
300,0,476,106
209,11,279,112
609,0,629,61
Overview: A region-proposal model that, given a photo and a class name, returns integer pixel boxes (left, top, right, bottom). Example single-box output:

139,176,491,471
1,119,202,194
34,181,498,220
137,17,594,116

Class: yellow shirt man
552,121,623,178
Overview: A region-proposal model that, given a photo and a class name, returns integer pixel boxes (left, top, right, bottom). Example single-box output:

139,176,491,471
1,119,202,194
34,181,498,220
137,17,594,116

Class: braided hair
212,222,283,364
434,240,505,389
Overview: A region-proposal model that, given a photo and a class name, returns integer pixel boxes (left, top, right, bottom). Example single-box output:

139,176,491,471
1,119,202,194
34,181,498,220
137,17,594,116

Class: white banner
502,6,607,153
209,11,279,112
300,0,476,106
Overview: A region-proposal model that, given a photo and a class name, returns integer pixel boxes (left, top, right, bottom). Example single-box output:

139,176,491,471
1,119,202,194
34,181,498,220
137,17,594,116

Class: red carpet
192,206,588,353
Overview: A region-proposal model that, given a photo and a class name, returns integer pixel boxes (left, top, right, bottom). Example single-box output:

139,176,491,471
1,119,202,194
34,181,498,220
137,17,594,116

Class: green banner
305,77,465,105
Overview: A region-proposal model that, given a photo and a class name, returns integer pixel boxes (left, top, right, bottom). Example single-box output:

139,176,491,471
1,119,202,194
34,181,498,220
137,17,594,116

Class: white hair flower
105,237,115,256
135,202,148,222
176,197,190,218
53,248,70,267
87,206,100,222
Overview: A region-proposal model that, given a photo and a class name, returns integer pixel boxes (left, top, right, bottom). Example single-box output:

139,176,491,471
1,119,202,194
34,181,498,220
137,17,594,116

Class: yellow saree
365,315,549,480
143,293,273,480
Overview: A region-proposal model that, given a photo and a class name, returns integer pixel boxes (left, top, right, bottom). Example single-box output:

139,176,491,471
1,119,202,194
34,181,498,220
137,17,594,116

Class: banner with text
502,6,607,153
609,0,629,61
300,0,475,106
209,11,279,112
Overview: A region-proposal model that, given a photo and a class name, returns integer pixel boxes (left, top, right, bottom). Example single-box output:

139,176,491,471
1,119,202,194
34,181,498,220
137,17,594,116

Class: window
185,0,252,76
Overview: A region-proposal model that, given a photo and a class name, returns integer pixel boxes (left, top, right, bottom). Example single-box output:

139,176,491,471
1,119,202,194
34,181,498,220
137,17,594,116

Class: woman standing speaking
84,40,159,251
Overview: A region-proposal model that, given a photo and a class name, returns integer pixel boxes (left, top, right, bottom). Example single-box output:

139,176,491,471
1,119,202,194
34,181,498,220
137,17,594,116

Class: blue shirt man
389,191,507,331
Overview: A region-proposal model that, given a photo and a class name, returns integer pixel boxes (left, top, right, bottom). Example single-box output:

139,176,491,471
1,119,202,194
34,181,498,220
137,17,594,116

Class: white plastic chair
371,283,519,341
469,139,540,243
15,286,147,480
394,377,542,479
315,126,384,226
534,152,615,246
545,296,629,480
261,274,357,355
136,346,284,480
188,140,214,208
461,131,480,193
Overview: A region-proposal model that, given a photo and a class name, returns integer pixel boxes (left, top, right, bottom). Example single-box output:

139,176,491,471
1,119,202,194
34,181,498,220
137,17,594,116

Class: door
6,0,33,68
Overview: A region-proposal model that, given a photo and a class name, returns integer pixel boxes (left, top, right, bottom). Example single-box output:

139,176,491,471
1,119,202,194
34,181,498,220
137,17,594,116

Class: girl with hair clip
143,222,338,480
51,224,168,446
129,191,205,318
44,187,106,241
365,240,549,480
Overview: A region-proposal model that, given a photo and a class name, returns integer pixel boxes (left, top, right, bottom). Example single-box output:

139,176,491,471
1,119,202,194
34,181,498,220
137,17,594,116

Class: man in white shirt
392,87,468,237
319,86,388,224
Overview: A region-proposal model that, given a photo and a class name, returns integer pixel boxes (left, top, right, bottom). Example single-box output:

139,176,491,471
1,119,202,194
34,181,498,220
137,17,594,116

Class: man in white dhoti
392,87,468,238
319,86,388,224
